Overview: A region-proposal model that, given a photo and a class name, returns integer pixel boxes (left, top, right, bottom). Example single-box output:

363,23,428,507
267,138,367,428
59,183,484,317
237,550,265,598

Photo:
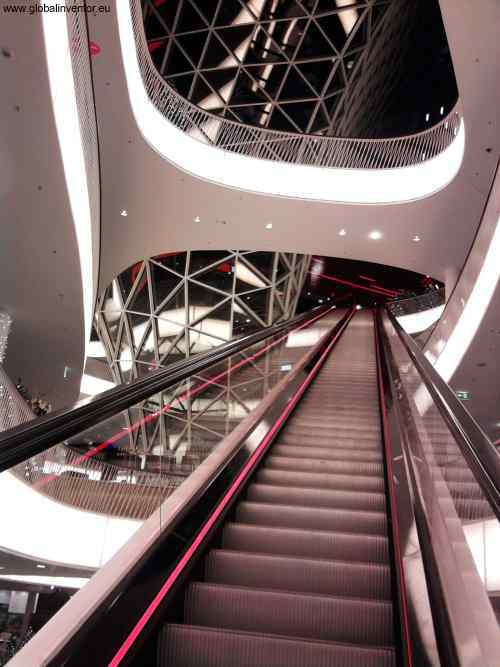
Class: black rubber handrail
386,308,500,522
0,306,331,472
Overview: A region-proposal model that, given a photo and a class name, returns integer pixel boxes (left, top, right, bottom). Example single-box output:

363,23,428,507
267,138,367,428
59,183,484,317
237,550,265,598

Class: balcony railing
129,0,461,170
388,287,446,317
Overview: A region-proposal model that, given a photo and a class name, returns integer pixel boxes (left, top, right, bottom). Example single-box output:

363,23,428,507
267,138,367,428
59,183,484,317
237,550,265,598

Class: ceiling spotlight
440,106,444,116
425,113,430,122
37,564,47,569
413,235,421,242
193,215,201,223
265,222,273,229
369,230,382,240
120,210,128,217
356,305,362,310
338,229,347,236
245,318,251,323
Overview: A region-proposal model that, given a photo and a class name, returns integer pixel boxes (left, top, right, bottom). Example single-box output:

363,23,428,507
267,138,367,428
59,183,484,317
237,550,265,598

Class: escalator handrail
0,306,331,472
378,310,500,667
386,308,500,521
6,309,353,667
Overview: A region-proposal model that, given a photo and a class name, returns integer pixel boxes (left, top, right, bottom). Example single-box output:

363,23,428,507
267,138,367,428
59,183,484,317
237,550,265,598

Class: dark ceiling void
297,255,444,311
142,0,457,139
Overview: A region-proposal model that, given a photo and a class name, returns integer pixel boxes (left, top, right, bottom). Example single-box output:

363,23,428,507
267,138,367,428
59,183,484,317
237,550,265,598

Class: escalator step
223,524,390,563
454,497,494,520
277,438,381,451
205,550,392,600
159,624,397,667
185,583,394,646
439,480,486,499
432,465,477,483
283,422,380,434
246,483,386,512
264,456,384,477
256,469,386,492
271,445,383,462
236,501,387,535
278,433,381,448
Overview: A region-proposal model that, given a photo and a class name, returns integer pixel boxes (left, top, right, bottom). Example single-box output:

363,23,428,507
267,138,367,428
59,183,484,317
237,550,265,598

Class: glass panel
0,310,339,660
383,314,500,617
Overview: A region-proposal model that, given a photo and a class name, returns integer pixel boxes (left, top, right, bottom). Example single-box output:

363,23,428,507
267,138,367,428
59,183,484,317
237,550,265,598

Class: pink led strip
108,307,354,666
32,307,334,491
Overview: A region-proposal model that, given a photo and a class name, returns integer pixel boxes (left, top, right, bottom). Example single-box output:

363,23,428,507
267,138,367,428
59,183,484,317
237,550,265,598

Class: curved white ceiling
117,0,465,206
0,472,139,569
84,0,500,296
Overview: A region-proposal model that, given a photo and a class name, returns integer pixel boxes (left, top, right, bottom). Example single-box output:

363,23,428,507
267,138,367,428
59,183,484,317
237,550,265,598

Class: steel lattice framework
142,0,416,137
94,250,309,458
96,250,310,383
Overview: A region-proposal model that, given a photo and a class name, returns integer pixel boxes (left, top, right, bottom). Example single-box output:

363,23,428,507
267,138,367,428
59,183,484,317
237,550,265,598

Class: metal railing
0,365,34,433
6,309,350,667
0,306,329,472
129,0,461,170
388,288,446,318
11,446,183,520
386,308,500,521
377,309,500,667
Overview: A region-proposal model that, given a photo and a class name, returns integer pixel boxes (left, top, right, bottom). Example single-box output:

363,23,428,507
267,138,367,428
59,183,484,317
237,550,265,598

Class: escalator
1,306,500,667
159,313,397,666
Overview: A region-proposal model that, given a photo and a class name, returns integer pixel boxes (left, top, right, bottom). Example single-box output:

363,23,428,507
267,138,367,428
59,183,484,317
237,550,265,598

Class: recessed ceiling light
37,564,47,569
356,305,362,310
338,229,347,236
193,215,201,223
245,318,251,323
318,299,323,304
369,230,382,240
265,222,273,229
413,235,421,242
120,210,128,217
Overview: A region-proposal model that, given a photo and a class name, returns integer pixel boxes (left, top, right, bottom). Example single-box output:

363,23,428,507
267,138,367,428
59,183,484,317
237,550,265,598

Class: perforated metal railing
388,288,446,318
0,366,34,433
12,445,183,520
0,368,181,519
129,0,461,170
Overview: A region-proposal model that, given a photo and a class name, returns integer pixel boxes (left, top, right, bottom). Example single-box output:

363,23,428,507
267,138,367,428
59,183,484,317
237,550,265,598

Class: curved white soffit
117,3,465,205
42,12,93,357
430,212,500,382
397,305,445,335
0,473,139,569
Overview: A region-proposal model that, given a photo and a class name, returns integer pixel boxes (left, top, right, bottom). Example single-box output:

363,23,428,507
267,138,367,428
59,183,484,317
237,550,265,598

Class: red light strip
373,310,413,666
313,272,398,298
34,308,334,490
108,308,355,666
358,274,376,282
